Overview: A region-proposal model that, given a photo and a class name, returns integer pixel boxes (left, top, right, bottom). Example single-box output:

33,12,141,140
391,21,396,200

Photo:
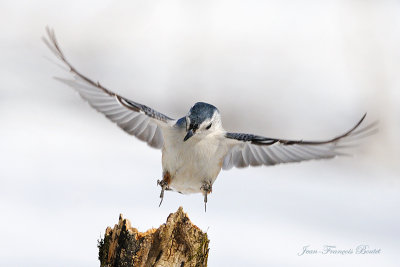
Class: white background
1,1,399,266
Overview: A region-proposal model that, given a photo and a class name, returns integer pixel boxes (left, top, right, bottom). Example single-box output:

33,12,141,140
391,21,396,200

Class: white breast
160,126,230,194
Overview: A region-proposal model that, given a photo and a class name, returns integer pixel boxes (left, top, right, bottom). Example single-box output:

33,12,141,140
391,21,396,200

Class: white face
184,108,223,142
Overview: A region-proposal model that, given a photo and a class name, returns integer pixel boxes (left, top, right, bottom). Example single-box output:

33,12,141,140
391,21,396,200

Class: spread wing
43,27,174,149
222,114,377,170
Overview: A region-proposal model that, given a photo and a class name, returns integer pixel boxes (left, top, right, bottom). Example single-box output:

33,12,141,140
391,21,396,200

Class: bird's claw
200,181,212,212
157,179,169,207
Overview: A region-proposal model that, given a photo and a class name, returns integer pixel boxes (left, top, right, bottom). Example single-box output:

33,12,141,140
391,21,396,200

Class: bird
43,28,377,211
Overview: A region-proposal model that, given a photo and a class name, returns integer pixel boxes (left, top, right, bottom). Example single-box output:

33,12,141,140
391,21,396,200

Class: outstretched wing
222,114,377,170
43,27,174,149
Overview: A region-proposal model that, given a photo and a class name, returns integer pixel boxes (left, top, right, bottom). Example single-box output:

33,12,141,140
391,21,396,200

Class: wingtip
358,113,367,125
45,25,54,37
348,112,368,134
362,112,367,120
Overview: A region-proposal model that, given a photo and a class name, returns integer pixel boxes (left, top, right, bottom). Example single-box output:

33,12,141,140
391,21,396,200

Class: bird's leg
157,179,168,207
200,181,212,212
157,171,171,207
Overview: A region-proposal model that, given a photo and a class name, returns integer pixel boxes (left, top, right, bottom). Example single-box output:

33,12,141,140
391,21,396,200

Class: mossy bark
98,207,209,267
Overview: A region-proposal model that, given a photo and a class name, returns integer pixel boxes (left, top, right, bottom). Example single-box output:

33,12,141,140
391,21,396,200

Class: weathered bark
98,207,209,267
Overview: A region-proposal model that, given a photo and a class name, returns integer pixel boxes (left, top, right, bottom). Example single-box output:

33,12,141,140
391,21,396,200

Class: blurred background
0,0,399,266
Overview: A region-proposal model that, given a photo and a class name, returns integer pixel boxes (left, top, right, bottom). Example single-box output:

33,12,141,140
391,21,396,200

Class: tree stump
98,207,210,267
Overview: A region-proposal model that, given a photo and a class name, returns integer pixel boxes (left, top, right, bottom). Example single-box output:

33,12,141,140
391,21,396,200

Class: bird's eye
206,123,212,130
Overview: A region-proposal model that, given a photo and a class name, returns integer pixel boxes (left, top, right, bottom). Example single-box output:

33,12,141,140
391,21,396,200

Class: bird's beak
183,129,194,142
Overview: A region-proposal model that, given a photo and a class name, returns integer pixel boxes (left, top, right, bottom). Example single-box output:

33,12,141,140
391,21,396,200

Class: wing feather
222,115,377,170
44,27,174,149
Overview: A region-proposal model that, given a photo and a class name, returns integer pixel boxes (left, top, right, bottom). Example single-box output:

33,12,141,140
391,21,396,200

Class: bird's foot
200,181,212,212
157,179,169,207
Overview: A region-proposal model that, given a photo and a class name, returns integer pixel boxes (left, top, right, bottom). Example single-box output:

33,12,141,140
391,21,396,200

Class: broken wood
98,207,210,267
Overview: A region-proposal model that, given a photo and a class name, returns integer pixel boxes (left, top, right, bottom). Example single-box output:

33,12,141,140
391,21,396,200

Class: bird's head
184,102,222,142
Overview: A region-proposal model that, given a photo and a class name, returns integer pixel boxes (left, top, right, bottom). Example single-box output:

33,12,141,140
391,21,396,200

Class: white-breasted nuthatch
44,28,377,211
